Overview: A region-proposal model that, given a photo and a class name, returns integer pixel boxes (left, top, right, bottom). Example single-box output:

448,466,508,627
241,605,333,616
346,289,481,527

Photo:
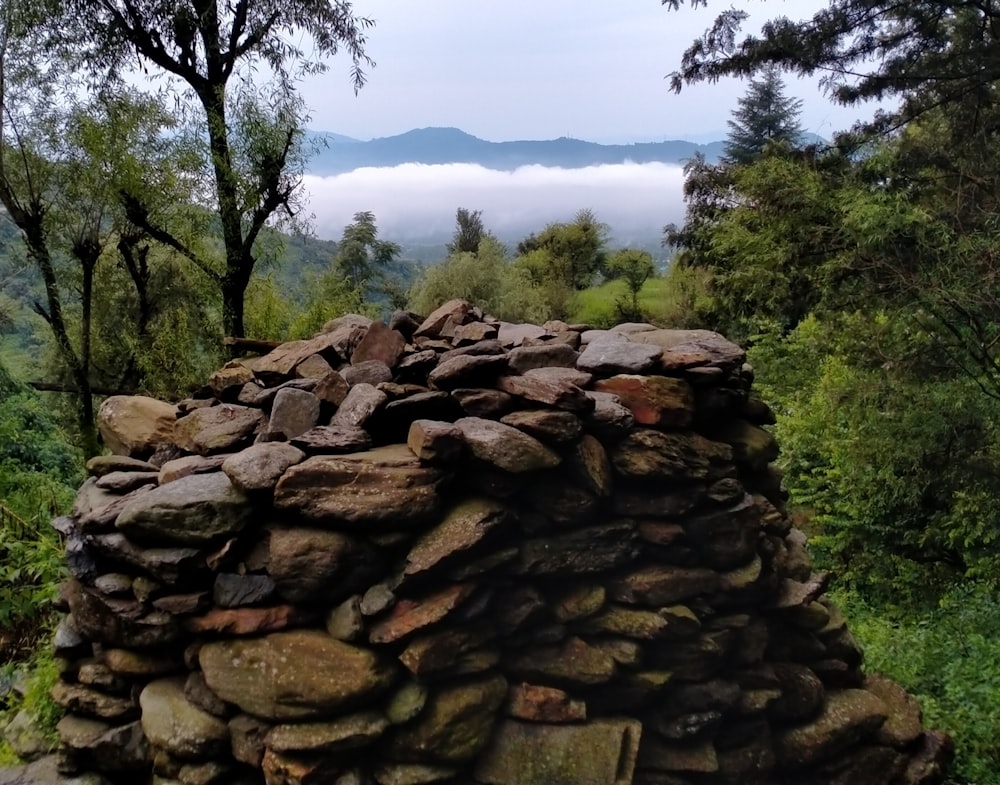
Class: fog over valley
302,161,687,248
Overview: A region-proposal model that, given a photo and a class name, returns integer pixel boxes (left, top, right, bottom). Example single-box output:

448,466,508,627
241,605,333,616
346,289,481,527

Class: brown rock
474,718,641,785
352,320,406,367
389,674,507,763
773,689,888,770
414,299,474,338
268,388,321,439
274,446,445,527
507,684,586,723
499,409,582,444
374,763,458,785
407,420,465,464
266,712,388,753
157,454,227,485
506,343,580,373
631,328,746,371
507,636,616,687
199,631,396,721
183,605,310,635
865,675,923,748
369,583,475,644
518,521,637,575
208,361,255,398
94,470,159,493
453,321,498,344
229,714,271,767
637,737,719,774
252,330,355,380
577,340,663,375
581,604,700,640
398,629,493,677
173,404,265,455
312,371,350,406
403,498,508,580
611,565,720,606
497,322,550,347
496,374,594,413
50,681,137,721
524,365,593,388
713,419,780,471
570,434,613,497
103,649,181,677
611,429,733,482
450,388,516,417
139,677,229,760
329,382,387,427
266,526,377,603
455,417,561,473
290,424,372,454
593,374,694,428
221,442,305,492
292,353,335,380
428,354,508,391
342,359,394,387
86,454,159,477
97,395,178,457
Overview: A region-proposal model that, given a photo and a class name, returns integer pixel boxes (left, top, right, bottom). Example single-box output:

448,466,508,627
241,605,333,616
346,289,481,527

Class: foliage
568,269,713,329
604,249,656,322
332,211,402,301
409,237,551,324
0,645,63,764
516,209,610,293
446,208,493,255
0,363,78,639
835,584,1000,784
722,65,803,165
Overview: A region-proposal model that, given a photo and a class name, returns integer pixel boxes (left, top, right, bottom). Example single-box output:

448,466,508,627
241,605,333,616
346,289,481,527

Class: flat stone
497,322,550,347
199,631,396,721
157,455,227,485
213,573,277,608
517,522,637,576
406,420,465,464
453,321,498,344
329,382,387,427
388,674,506,763
115,472,251,546
403,498,508,581
103,649,182,677
173,404,265,455
524,366,593,388
342,359,394,387
414,299,474,338
221,442,305,492
593,374,695,428
611,566,721,606
396,350,440,379
580,604,700,640
353,320,406,367
274,446,445,527
631,329,746,371
611,429,733,482
507,636,617,687
265,526,378,603
374,763,458,785
474,718,641,785
398,629,493,677
326,596,364,641
369,583,475,644
94,471,159,493
570,434,613,497
229,714,270,767
312,371,350,407
495,374,594,413
265,712,388,753
252,330,355,380
65,579,181,648
375,392,464,443
499,409,582,444
713,419,780,471
139,677,229,760
290,424,372,455
584,391,635,441
268,388,321,439
450,388,515,417
455,417,561,473
292,353,335,380
865,675,923,747
577,340,663,375
86,533,205,583
636,736,718,774
86,455,159,477
506,343,580,373
208,361,255,397
427,354,508,391
551,584,606,623
506,684,586,723
773,689,888,770
97,395,178,457
49,682,136,721
183,605,310,636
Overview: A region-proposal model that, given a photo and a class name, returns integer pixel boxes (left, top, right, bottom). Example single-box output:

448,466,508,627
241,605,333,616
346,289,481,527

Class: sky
301,0,867,144
297,1,874,243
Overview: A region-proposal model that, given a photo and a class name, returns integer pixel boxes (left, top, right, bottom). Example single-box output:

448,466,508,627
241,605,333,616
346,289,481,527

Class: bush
835,584,1000,784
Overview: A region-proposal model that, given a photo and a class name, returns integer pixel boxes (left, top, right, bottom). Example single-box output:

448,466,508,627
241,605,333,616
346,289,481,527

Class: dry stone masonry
47,300,952,785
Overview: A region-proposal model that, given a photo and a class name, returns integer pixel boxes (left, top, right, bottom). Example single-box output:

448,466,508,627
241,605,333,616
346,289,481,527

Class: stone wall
49,300,952,785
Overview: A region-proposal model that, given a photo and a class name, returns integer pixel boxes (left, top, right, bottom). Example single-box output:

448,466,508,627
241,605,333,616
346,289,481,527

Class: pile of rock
47,300,952,785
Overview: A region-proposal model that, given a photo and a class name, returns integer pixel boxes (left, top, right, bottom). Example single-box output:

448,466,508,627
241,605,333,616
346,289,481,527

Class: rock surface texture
45,302,952,785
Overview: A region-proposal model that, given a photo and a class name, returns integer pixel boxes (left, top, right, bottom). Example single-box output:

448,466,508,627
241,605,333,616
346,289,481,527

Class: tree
722,65,803,165
665,1,1000,140
44,0,375,339
446,208,494,255
605,249,656,322
517,209,610,291
333,211,401,296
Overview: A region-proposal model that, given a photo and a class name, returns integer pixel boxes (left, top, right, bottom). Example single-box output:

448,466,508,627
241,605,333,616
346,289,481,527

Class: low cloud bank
302,161,687,242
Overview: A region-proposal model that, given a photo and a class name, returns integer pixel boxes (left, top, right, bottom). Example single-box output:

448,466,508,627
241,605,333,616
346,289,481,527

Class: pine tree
722,66,804,165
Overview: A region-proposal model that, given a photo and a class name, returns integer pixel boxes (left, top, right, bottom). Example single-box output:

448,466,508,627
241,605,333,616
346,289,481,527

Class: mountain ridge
306,126,727,174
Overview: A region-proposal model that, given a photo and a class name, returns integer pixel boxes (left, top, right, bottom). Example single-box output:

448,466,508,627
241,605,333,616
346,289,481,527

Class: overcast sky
301,0,867,143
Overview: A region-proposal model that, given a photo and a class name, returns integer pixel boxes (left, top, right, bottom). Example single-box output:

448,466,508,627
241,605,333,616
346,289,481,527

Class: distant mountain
306,127,726,175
